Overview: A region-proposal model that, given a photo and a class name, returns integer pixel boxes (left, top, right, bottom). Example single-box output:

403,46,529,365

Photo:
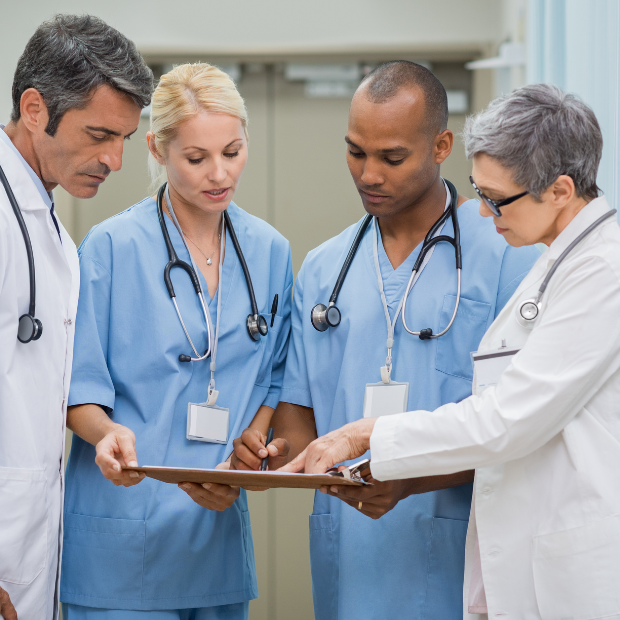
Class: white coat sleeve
370,254,620,480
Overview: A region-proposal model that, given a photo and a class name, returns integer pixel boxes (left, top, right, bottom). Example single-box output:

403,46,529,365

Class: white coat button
488,547,501,557
64,318,73,325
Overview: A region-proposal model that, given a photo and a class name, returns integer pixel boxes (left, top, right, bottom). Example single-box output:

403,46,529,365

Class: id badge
471,347,520,396
363,381,409,418
187,403,229,443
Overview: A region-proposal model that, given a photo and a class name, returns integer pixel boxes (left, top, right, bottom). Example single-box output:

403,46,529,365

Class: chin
63,182,101,199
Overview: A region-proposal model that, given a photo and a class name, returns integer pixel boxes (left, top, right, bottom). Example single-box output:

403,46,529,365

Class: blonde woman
60,64,292,620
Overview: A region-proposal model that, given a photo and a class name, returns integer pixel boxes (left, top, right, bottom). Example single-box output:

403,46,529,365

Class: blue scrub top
61,198,293,611
281,199,540,620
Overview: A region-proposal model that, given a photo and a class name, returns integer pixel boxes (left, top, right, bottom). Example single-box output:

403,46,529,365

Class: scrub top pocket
435,295,491,380
61,513,146,607
0,466,47,585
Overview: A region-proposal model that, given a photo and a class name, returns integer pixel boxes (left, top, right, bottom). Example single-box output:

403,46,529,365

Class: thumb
117,433,138,468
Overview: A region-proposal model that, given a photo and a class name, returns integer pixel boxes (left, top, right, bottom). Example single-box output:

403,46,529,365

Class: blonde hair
148,62,248,187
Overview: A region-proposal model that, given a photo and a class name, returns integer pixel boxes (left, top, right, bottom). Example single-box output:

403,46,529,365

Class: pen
270,294,278,327
260,427,275,471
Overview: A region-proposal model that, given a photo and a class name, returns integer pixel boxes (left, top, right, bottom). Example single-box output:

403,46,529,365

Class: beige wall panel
273,77,364,273
234,71,270,222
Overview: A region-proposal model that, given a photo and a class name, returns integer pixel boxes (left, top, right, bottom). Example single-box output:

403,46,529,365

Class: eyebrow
344,136,409,154
182,138,244,152
86,126,137,139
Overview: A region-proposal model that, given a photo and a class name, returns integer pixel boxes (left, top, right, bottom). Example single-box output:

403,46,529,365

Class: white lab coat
370,196,620,619
0,139,79,619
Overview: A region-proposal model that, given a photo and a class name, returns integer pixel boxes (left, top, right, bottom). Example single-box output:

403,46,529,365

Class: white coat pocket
532,514,620,620
0,466,47,585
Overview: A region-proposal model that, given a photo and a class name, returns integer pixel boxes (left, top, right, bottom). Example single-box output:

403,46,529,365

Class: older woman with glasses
283,84,620,619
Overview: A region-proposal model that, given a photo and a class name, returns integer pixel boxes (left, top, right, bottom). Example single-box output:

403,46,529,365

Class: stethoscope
517,208,617,326
311,178,462,341
157,183,268,367
0,163,43,344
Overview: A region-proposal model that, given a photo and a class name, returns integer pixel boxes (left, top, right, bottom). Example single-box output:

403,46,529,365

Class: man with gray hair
0,15,151,620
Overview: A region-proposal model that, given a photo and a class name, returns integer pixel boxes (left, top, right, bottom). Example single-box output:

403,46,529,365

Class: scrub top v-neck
61,197,293,612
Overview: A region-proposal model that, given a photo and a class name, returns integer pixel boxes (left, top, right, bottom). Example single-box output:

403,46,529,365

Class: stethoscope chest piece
17,313,43,343
247,314,268,341
311,303,341,332
515,298,540,329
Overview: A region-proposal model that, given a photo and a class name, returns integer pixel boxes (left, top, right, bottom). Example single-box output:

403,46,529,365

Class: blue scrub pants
62,603,249,620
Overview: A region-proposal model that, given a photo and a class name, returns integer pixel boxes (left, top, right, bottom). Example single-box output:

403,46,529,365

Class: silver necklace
164,204,221,266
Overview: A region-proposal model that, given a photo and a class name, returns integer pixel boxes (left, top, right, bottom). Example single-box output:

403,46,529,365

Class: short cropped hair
11,14,153,136
463,84,602,200
148,63,249,187
360,60,449,136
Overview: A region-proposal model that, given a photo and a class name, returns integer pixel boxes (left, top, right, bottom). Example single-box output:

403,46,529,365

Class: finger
0,588,18,620
232,443,263,470
200,482,237,498
116,433,138,468
241,428,268,458
179,483,237,510
95,440,122,475
267,438,289,458
278,448,306,473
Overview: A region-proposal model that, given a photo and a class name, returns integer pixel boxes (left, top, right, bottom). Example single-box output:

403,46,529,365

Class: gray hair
463,84,602,200
11,14,153,136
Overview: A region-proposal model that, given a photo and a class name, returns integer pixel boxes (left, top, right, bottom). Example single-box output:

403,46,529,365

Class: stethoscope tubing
0,163,36,317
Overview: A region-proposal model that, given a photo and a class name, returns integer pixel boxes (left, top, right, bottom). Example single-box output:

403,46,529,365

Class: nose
360,159,384,187
478,200,494,218
100,140,124,173
208,157,228,185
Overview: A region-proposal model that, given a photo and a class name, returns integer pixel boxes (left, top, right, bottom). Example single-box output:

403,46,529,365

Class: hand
323,469,475,519
321,467,413,519
94,424,145,487
0,585,17,620
280,418,377,474
231,428,290,471
178,462,240,511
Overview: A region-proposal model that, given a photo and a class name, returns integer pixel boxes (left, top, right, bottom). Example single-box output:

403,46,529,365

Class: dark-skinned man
233,61,539,619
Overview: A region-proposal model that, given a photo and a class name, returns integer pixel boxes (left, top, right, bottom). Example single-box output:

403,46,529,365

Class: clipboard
123,465,368,489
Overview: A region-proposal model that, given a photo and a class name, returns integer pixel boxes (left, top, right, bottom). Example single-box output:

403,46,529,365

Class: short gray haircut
11,14,153,136
463,84,602,200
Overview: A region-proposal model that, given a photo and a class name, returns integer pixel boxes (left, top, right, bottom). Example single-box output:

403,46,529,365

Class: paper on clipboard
123,465,369,489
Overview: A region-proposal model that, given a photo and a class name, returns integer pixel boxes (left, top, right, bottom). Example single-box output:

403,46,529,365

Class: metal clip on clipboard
327,459,372,484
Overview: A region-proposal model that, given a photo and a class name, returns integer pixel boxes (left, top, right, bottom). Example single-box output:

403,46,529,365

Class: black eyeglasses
469,175,529,217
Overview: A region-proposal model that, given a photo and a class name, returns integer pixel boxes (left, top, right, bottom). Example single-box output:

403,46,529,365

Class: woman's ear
551,174,577,208
147,132,166,165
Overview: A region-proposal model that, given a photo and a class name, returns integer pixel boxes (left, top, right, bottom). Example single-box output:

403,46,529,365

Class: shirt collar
0,124,53,210
547,195,613,260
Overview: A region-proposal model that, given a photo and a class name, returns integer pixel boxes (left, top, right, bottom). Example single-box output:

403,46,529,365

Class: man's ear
434,128,453,165
19,88,50,135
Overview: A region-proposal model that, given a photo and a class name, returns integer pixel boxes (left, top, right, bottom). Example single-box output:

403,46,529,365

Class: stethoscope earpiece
247,314,268,341
17,314,43,344
310,303,341,332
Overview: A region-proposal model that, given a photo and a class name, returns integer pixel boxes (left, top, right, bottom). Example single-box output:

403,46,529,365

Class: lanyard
165,186,224,404
371,180,450,382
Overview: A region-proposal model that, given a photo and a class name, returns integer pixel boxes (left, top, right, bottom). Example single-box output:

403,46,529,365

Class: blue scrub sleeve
263,250,294,409
495,244,541,316
68,251,116,412
279,262,313,408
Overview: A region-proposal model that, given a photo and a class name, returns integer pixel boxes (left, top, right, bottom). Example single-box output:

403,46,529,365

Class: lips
86,174,107,184
359,189,390,204
203,188,230,201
